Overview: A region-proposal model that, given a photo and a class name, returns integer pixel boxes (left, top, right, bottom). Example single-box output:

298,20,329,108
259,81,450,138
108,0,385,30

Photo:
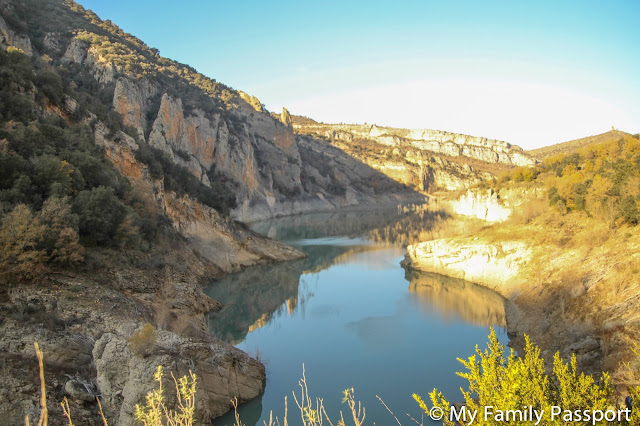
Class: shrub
134,366,197,426
619,196,640,225
128,323,158,358
0,204,48,280
415,329,614,426
73,186,128,246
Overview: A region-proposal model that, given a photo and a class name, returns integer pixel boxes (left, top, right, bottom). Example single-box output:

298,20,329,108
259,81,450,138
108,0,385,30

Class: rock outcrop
296,123,535,167
403,238,532,296
447,187,546,222
93,331,265,425
293,121,534,194
0,13,32,55
448,189,513,222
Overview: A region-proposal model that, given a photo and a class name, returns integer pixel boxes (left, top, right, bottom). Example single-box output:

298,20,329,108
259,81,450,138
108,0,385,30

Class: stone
65,380,95,403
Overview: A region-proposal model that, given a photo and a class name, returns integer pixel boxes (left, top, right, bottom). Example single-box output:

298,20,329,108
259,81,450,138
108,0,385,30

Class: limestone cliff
55,30,422,222
0,13,31,54
294,121,534,194
446,187,545,222
0,4,313,424
297,123,534,166
403,238,532,296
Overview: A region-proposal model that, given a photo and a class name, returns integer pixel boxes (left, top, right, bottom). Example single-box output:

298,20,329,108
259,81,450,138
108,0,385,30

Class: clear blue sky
76,0,640,149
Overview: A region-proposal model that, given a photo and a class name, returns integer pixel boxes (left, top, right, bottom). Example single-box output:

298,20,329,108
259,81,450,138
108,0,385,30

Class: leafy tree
0,204,48,280
38,197,84,266
619,196,640,225
73,186,128,246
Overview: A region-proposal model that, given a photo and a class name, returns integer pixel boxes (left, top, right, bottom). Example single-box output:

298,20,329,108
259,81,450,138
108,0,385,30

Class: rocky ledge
402,238,532,297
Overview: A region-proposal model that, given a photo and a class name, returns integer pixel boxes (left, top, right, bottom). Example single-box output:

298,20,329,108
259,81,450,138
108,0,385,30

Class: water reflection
406,269,507,327
252,204,448,247
207,205,445,344
207,205,509,426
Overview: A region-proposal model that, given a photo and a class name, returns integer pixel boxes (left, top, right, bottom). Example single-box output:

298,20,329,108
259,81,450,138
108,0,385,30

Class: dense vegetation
493,133,640,226
0,0,245,281
0,47,164,280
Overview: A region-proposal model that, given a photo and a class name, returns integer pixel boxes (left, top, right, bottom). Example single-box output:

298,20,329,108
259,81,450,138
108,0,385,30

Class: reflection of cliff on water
207,205,450,344
251,204,448,247
207,239,385,344
405,269,507,327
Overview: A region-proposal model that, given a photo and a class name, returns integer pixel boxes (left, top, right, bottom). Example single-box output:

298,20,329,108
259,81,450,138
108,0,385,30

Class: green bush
73,186,128,246
416,329,614,426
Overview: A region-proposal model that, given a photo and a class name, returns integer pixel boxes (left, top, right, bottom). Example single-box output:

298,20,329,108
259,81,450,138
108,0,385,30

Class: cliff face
294,122,535,194
299,123,535,166
0,4,311,424
446,187,545,222
58,36,419,223
403,238,532,296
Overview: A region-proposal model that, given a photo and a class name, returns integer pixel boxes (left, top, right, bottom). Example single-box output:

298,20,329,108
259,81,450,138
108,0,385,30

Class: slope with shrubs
0,3,303,424
424,131,640,400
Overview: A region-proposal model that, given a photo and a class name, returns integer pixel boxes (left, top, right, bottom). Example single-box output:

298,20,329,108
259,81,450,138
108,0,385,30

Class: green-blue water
207,207,507,425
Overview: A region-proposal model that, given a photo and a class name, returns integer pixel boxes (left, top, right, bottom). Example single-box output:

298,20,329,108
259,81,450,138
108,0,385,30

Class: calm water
207,207,507,425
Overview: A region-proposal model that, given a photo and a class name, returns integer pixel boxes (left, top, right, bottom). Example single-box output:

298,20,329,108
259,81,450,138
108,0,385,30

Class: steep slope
293,120,535,193
0,2,312,424
1,0,421,224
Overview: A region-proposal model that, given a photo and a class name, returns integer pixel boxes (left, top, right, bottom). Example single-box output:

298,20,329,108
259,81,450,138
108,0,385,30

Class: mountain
293,119,535,193
528,129,636,159
0,0,539,424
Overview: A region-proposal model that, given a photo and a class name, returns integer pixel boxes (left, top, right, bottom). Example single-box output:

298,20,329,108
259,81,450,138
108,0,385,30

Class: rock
62,38,89,64
0,14,32,55
297,123,535,167
404,238,532,296
566,336,600,355
238,91,263,112
65,380,95,403
43,32,62,54
449,189,512,222
112,77,158,139
280,107,292,127
93,331,266,425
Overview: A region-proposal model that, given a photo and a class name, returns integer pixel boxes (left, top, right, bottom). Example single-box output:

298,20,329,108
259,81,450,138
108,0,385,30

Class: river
206,206,508,425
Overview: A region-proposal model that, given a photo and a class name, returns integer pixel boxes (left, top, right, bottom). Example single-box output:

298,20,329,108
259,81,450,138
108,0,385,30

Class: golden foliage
128,323,158,358
416,329,615,426
134,366,197,426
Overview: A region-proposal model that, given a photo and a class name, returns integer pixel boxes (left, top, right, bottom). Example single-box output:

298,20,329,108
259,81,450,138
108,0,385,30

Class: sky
75,0,640,150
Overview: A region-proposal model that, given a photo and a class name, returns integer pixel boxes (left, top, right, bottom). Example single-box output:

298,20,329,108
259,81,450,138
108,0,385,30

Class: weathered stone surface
449,189,513,222
65,380,96,403
113,77,158,139
403,238,532,296
297,123,535,167
93,331,265,425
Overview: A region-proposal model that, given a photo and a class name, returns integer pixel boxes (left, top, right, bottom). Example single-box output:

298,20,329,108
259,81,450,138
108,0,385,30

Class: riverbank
403,208,640,393
0,219,305,425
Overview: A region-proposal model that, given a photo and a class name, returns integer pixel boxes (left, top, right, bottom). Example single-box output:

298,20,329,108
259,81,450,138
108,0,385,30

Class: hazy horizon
76,0,640,150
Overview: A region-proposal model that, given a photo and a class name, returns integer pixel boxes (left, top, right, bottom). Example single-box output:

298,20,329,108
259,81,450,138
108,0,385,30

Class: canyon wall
294,122,536,194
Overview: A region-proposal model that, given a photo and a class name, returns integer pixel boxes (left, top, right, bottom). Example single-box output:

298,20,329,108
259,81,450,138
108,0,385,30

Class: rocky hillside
403,128,640,395
0,0,420,224
528,129,636,160
0,0,437,423
293,120,535,193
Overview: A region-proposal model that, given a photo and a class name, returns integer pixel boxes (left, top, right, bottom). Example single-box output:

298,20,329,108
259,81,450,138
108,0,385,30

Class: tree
73,186,128,246
0,204,48,281
38,197,84,266
619,196,639,225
